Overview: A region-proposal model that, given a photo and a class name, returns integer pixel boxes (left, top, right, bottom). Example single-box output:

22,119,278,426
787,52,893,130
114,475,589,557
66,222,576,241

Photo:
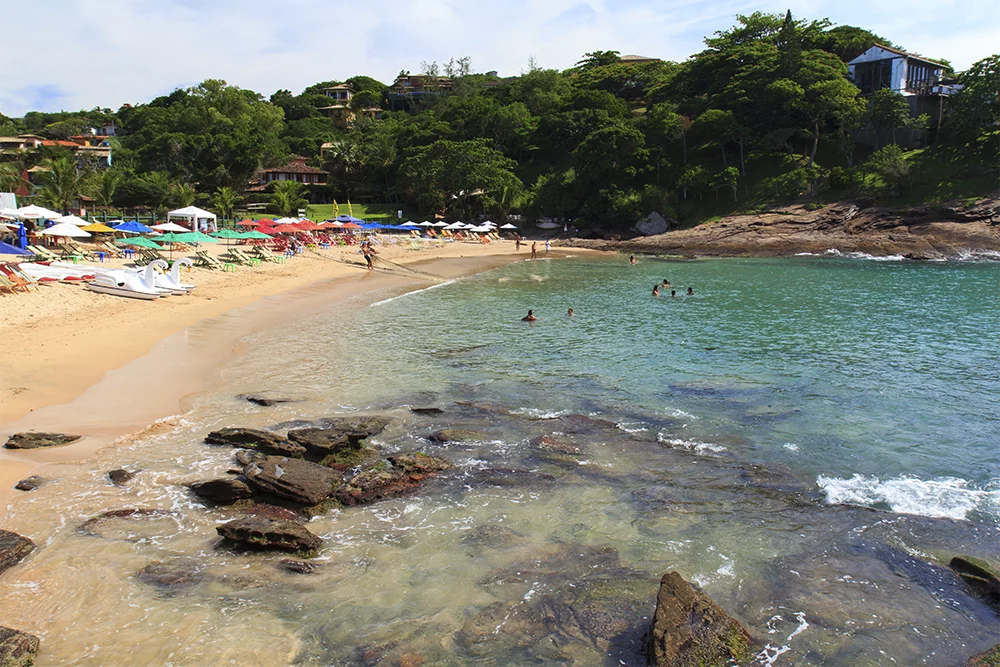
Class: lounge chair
250,246,286,263
28,245,60,262
0,264,39,292
194,250,227,270
225,248,260,267
0,274,18,295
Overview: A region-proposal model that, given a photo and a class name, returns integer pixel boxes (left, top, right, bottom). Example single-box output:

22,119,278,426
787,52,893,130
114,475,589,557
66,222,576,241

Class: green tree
572,122,648,189
0,163,28,194
211,186,242,221
866,88,914,148
173,183,197,207
270,180,308,217
864,144,912,193
90,170,123,208
37,157,81,213
951,55,1000,134
576,51,621,70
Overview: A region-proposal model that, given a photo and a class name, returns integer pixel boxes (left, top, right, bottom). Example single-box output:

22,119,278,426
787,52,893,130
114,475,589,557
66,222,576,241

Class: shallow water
3,255,1000,665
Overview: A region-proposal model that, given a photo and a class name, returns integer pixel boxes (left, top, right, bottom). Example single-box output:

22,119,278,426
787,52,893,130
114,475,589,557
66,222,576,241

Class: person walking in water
531,242,537,259
522,309,537,321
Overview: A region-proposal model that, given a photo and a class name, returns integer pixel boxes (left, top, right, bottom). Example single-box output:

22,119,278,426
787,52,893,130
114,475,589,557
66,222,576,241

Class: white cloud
2,0,997,116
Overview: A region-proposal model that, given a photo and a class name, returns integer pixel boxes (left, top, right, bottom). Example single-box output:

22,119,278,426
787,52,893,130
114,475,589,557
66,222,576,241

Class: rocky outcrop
648,571,755,667
242,456,342,505
108,469,139,486
951,556,1000,603
335,453,451,506
238,393,301,407
0,531,34,575
558,414,617,433
217,516,321,552
0,626,39,667
13,477,45,492
968,644,1000,666
313,416,392,445
188,479,253,505
4,432,81,449
427,429,486,444
205,428,305,458
635,211,674,236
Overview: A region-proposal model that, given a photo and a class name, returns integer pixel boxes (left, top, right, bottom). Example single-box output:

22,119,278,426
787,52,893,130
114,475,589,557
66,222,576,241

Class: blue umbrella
114,220,154,234
0,240,31,256
18,223,27,249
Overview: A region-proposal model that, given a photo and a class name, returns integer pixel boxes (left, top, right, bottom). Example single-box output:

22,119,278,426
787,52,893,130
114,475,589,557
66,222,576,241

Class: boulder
280,559,319,574
409,407,444,416
951,556,1000,603
238,393,301,407
205,428,305,458
242,456,342,505
648,571,755,667
335,454,450,506
0,531,34,575
217,516,321,552
387,452,452,477
234,449,266,466
4,432,81,449
427,429,487,444
108,469,139,486
243,503,305,522
0,626,39,667
188,479,253,505
13,477,45,492
634,211,674,236
312,416,392,445
76,509,180,542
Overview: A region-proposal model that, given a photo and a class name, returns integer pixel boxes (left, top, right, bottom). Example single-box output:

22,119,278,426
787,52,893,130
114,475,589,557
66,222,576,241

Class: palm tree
270,180,307,218
173,183,197,207
91,170,123,209
0,163,28,194
211,186,242,222
38,157,81,213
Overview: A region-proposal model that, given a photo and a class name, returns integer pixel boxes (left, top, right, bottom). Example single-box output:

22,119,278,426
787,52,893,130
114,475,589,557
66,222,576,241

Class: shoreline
0,243,584,515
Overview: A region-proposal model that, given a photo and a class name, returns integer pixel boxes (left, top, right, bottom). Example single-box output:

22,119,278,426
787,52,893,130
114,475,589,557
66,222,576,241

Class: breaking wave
817,474,1000,520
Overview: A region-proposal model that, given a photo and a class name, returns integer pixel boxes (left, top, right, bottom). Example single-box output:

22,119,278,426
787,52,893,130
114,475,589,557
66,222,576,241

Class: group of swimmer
652,280,694,297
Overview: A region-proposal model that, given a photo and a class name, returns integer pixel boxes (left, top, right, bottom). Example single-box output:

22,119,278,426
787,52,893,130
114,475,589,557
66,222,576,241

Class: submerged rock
243,456,342,506
238,393,301,407
0,626,39,667
205,428,305,458
76,508,179,542
312,416,392,445
136,561,202,591
558,414,617,433
386,452,452,477
951,556,1000,603
647,571,755,667
4,432,81,449
409,407,444,416
426,429,486,444
461,524,526,550
13,476,45,492
280,559,319,575
108,469,139,486
0,531,34,575
335,453,451,506
217,516,321,552
188,479,253,505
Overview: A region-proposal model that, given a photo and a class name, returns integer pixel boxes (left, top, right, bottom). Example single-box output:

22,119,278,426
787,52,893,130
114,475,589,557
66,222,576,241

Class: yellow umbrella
82,223,116,233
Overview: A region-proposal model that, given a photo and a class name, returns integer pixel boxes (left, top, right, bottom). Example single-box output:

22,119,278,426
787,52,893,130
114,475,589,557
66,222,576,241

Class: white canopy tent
432,221,449,227
167,206,218,232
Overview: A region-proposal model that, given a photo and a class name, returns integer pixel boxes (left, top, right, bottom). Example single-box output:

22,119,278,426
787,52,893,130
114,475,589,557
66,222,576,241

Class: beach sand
0,239,581,513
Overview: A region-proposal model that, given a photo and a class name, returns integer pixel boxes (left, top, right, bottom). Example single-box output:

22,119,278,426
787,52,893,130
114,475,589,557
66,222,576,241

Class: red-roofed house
247,156,328,192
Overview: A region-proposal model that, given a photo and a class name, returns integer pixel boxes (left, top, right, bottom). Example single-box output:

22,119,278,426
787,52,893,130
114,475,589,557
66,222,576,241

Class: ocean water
4,254,1000,665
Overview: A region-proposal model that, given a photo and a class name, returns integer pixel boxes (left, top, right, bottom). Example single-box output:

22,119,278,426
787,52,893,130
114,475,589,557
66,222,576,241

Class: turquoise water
7,254,1000,665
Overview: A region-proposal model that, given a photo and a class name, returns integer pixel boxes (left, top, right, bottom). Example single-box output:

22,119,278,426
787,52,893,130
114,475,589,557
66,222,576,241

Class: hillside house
322,84,353,103
247,156,327,192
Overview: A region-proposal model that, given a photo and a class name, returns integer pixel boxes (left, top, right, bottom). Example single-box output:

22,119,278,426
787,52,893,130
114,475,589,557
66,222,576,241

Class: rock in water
217,516,321,552
243,456,342,505
968,644,1000,666
136,561,202,591
0,532,34,575
409,407,444,416
387,452,452,476
426,429,486,444
280,559,319,574
647,571,754,667
108,469,138,486
0,626,39,667
951,556,1000,603
4,432,81,449
312,416,392,445
335,453,451,506
238,393,300,407
205,428,305,458
14,477,45,492
188,479,253,505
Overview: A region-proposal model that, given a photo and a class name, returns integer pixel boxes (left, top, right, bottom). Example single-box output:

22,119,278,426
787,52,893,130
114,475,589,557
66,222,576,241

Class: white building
848,45,957,98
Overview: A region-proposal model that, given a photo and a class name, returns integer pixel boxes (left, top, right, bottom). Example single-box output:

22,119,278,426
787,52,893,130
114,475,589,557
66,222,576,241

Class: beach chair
67,240,99,260
0,274,18,295
0,264,37,292
194,250,227,270
226,248,261,267
99,241,125,258
250,246,286,264
140,247,168,263
28,245,60,262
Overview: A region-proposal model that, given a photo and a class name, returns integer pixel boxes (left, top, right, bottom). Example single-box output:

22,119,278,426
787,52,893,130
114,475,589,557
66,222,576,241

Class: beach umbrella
0,223,11,233
443,222,464,230
118,237,163,249
418,221,434,227
0,240,31,256
273,217,299,225
41,222,91,238
151,221,189,233
15,205,61,220
481,220,496,227
82,222,116,233
401,221,418,227
236,219,258,227
113,220,154,234
211,227,245,248
432,221,448,227
240,230,273,240
0,207,19,219
54,214,90,226
175,231,218,244
500,223,518,229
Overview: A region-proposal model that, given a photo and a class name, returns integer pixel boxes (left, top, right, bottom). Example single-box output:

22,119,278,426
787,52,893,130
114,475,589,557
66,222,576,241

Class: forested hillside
1,11,997,230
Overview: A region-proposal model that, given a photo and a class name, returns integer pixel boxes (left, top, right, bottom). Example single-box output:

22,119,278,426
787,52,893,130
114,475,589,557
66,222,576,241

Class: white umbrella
273,217,299,224
15,205,61,220
0,207,19,219
54,214,90,226
419,221,434,227
41,222,91,238
481,220,496,227
432,221,448,227
152,222,189,232
469,225,490,233
401,221,419,227
500,223,518,229
443,222,465,230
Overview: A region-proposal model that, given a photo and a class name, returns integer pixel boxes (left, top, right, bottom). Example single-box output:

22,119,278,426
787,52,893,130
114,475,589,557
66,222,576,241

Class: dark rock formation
136,561,202,591
387,452,452,477
335,454,451,506
0,531,34,575
217,516,321,552
242,456,342,505
4,432,81,449
244,503,305,522
234,449,266,467
13,477,45,492
188,479,252,505
558,414,617,433
238,393,301,407
647,571,754,666
312,416,392,445
968,644,1000,666
108,469,139,486
0,626,39,667
951,556,1000,603
409,407,444,416
280,559,319,574
426,429,486,444
205,428,305,458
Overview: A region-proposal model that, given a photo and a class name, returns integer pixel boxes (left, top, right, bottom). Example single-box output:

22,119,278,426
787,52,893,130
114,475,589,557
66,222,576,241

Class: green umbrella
240,230,273,240
211,228,244,239
117,237,164,249
175,231,218,244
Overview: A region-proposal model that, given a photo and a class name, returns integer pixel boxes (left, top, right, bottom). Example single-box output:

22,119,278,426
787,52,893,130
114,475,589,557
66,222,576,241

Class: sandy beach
0,239,576,512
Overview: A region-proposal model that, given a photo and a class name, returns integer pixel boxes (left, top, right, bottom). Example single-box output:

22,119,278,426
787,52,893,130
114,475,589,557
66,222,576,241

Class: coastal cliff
576,197,1000,259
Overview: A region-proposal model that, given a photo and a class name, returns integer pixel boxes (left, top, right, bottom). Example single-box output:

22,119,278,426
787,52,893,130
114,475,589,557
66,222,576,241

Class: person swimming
662,279,671,287
687,287,694,295
652,284,660,296
522,309,537,321
567,308,574,317
629,255,637,265
671,290,676,297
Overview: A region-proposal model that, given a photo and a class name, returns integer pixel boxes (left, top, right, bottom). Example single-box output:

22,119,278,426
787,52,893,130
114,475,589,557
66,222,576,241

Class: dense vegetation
1,11,997,230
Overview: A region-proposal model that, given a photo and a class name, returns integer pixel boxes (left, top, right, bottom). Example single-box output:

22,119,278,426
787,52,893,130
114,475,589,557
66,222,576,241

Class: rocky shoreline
575,198,1000,260
4,394,1000,664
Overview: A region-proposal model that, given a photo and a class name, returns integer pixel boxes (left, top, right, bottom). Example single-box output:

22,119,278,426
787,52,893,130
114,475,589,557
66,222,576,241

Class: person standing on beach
531,242,537,259
362,241,375,270
515,235,521,252
545,239,551,255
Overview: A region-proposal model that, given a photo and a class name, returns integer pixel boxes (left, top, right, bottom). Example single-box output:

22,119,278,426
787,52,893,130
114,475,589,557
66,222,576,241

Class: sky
3,0,998,117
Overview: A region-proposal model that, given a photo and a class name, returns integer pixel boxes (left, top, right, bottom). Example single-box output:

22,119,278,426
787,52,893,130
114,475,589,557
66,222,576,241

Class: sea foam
817,473,1000,520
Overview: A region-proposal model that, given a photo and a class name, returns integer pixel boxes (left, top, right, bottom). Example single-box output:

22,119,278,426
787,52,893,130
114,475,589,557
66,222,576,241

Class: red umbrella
237,219,259,227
